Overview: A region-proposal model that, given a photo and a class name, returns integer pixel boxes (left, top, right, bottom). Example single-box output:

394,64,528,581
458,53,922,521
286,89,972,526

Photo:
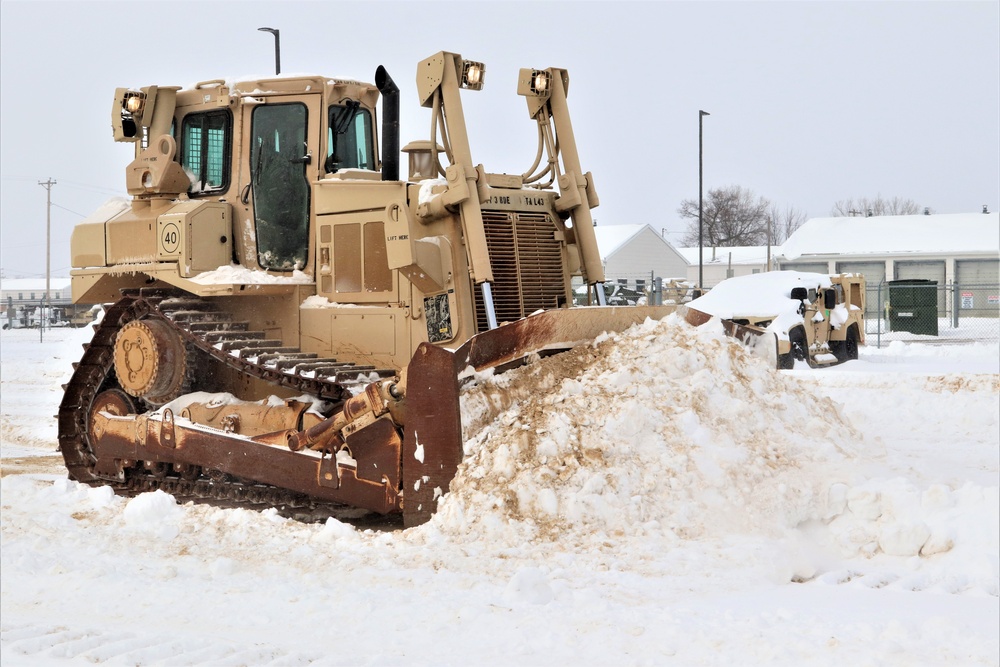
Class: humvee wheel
778,327,808,369
845,326,859,361
831,325,860,363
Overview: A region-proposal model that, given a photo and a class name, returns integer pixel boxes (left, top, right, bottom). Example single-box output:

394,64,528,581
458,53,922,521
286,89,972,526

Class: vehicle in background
684,272,866,369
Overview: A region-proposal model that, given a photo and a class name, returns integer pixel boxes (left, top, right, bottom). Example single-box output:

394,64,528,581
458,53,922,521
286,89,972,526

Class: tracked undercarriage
58,288,421,524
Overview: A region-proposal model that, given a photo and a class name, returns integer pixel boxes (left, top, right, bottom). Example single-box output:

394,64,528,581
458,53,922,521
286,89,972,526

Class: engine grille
474,210,566,332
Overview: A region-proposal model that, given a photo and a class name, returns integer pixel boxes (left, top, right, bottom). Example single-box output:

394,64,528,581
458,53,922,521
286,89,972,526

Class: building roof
676,245,778,266
0,278,71,292
781,212,999,260
592,224,646,260
592,224,687,263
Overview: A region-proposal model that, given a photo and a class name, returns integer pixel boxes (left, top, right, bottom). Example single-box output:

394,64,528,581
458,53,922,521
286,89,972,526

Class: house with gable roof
591,224,689,293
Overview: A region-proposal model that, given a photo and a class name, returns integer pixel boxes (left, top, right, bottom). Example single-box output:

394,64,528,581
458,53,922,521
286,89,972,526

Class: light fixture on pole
258,27,280,75
698,110,710,295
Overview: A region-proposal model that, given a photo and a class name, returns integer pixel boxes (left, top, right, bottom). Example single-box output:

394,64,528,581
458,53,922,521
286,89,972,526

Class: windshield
326,103,374,173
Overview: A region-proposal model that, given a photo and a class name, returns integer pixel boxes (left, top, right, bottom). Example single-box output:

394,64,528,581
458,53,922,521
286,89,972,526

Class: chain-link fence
573,273,695,306
865,280,1000,347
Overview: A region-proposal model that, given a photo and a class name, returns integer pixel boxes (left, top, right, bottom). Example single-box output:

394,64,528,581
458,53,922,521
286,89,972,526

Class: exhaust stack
375,65,399,182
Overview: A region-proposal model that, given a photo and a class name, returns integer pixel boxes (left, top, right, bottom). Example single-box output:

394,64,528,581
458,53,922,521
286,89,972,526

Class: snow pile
189,264,313,285
123,490,183,541
429,314,858,552
816,478,999,588
299,295,363,308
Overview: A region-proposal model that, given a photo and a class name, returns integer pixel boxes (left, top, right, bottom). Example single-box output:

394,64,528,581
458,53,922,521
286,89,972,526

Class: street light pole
258,27,281,75
38,177,56,338
698,110,710,294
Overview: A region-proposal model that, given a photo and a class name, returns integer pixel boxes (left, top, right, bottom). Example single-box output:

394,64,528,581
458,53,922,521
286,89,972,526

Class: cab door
240,95,322,272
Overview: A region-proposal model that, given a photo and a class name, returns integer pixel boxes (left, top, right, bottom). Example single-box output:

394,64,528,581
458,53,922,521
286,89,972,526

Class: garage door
956,259,1000,318
778,262,829,274
895,260,946,313
837,261,886,319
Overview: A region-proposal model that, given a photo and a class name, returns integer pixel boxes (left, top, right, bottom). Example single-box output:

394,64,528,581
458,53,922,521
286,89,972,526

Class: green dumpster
888,279,938,335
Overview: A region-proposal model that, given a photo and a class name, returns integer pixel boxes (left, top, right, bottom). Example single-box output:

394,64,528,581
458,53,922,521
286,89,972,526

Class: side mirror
824,289,837,310
790,287,808,301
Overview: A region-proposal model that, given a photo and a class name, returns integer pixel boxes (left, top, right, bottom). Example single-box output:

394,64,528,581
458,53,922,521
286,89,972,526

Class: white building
592,224,690,289
778,212,999,314
676,245,778,289
0,278,78,327
0,278,72,307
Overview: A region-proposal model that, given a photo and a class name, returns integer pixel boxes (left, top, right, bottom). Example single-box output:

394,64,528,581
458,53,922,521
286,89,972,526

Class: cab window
326,103,374,173
181,110,231,194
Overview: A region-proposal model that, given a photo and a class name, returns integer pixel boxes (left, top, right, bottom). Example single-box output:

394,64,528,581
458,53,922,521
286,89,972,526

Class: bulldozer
60,51,678,527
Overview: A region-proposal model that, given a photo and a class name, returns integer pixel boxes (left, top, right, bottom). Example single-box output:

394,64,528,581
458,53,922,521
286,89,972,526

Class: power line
56,179,127,196
1,176,125,197
51,202,89,217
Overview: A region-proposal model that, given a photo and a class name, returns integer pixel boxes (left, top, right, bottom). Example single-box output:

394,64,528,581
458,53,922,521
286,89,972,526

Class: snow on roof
781,212,999,260
676,245,778,266
0,278,71,292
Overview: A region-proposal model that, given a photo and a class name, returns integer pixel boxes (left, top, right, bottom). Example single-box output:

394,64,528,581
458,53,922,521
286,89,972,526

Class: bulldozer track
57,288,399,523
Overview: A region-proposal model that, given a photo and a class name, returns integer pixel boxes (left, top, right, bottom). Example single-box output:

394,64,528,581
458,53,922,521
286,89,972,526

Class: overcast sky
1,0,997,279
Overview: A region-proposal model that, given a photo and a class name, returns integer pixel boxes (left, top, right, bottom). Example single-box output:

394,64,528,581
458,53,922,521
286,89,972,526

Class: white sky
1,0,997,279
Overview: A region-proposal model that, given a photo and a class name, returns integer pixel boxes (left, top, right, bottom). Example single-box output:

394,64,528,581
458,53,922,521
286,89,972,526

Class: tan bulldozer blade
682,306,779,366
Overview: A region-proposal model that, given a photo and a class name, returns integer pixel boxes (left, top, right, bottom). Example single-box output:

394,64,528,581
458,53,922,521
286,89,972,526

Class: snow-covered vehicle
685,272,866,369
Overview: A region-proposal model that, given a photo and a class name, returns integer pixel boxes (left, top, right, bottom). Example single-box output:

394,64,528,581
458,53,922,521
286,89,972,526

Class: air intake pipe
375,65,399,182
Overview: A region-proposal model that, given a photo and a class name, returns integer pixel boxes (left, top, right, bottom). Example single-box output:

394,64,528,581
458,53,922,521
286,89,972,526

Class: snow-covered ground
1,317,997,666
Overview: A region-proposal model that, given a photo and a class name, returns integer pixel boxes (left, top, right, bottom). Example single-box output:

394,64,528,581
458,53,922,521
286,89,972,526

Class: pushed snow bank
431,314,859,548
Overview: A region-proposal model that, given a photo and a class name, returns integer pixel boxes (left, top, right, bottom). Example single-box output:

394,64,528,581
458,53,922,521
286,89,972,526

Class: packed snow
189,264,314,285
1,315,997,666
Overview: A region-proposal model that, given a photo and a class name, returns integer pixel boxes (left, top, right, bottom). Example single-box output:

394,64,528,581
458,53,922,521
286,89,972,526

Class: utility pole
698,110,710,296
38,178,56,340
766,217,772,272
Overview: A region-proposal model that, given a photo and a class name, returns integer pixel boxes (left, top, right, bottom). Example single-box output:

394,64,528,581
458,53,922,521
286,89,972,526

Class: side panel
155,201,233,276
300,305,409,370
314,206,400,304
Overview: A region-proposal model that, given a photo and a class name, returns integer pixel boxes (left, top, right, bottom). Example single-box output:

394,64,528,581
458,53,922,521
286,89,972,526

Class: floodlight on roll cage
123,91,146,116
529,70,549,95
460,60,485,90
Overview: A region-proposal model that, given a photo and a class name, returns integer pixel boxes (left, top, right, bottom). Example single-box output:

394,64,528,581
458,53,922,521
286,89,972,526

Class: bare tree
831,195,920,217
766,204,808,244
679,185,772,247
